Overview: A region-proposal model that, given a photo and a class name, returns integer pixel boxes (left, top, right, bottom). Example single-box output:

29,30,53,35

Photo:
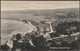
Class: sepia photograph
0,1,80,51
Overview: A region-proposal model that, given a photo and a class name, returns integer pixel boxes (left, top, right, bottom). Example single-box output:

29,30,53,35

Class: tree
55,21,80,35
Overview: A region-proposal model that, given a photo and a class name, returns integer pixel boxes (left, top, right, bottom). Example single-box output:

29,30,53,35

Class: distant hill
1,8,79,22
2,8,79,14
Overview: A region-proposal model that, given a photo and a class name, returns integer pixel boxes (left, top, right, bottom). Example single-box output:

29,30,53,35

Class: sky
1,1,79,11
